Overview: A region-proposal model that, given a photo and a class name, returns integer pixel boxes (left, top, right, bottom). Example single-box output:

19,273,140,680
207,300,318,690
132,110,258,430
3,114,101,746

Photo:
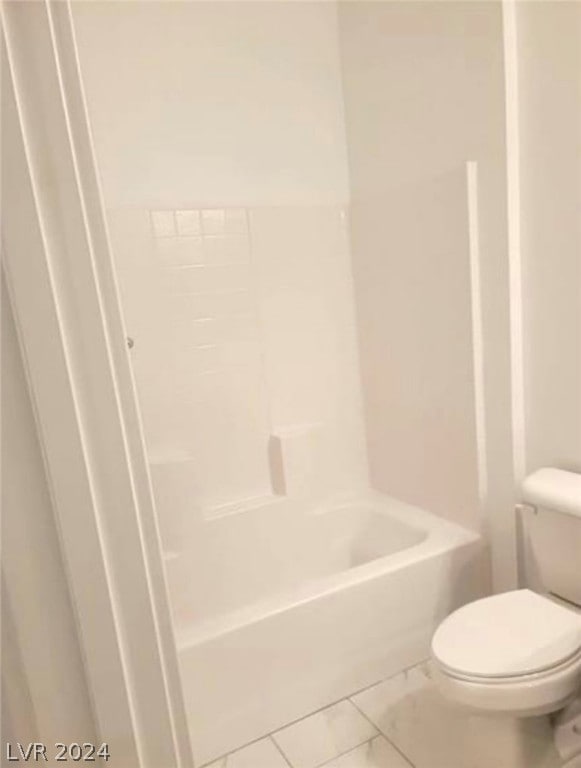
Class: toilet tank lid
522,468,581,519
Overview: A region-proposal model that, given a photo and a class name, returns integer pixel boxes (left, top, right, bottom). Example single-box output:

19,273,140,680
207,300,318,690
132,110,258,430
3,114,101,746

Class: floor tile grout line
199,661,427,768
309,734,382,768
269,696,365,742
198,731,278,768
267,735,293,768
349,697,416,768
269,700,377,768
269,659,428,742
349,659,430,703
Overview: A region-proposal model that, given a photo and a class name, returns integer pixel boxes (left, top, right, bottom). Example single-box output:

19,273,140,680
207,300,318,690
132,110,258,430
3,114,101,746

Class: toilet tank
522,469,581,607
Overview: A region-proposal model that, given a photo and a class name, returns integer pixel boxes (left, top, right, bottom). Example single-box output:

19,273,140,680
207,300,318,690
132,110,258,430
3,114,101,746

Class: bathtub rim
174,491,482,648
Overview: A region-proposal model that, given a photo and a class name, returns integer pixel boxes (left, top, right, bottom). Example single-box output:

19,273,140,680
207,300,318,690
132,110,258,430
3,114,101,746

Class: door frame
1,2,192,765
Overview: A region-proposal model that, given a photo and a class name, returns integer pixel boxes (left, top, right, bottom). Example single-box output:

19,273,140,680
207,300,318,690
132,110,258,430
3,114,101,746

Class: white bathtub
166,492,485,765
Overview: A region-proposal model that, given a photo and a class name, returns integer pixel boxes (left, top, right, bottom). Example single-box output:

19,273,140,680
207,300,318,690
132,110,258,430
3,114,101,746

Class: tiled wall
107,205,368,522
249,207,368,499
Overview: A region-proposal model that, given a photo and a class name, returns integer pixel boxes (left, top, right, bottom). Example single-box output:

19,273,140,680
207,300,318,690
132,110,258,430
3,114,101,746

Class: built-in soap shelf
269,422,328,497
149,451,199,552
206,493,286,520
148,420,330,529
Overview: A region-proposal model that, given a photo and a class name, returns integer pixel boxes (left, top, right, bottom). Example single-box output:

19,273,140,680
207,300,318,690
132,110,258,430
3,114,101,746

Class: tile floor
201,660,562,768
202,664,426,768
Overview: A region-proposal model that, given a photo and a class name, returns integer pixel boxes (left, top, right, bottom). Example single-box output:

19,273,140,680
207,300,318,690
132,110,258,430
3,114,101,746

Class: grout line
265,679,396,746
268,735,293,768
349,694,416,768
309,734,382,768
312,733,416,768
310,739,370,768
197,733,276,768
344,659,429,703
198,661,427,768
268,698,357,743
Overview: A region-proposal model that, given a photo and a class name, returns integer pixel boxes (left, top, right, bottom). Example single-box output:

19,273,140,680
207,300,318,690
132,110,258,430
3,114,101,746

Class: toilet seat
440,645,581,685
431,590,581,716
432,589,581,679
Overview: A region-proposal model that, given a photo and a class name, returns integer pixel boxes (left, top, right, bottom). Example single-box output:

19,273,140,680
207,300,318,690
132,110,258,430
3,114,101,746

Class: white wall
1,281,97,755
339,1,512,537
72,1,349,208
516,1,581,474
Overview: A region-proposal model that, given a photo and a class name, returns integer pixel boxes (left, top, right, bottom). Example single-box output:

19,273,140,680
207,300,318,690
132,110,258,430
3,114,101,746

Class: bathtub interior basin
162,491,486,764
165,492,428,632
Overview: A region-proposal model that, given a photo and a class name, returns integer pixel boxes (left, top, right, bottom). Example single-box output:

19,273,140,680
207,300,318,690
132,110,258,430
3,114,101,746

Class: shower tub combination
163,491,484,764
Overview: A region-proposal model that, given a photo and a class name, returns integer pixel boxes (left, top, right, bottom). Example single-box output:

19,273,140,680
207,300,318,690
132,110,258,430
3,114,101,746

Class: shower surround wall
71,0,507,551
338,2,512,566
107,205,367,519
73,1,368,526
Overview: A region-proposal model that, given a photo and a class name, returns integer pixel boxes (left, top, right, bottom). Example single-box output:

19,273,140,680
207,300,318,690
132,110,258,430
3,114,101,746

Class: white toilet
431,468,581,767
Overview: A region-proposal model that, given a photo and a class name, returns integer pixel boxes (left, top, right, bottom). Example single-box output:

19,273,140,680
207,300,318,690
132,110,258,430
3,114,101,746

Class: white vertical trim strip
44,3,188,762
0,9,142,762
42,3,151,759
503,0,527,485
1,2,193,764
466,161,489,507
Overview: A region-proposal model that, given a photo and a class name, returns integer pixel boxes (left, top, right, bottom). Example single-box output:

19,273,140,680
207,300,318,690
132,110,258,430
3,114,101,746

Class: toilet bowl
430,469,581,767
431,589,581,717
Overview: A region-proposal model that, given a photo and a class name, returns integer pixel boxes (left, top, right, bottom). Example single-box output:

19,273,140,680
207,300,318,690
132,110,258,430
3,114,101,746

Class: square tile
352,665,437,766
157,236,204,267
224,208,248,234
273,700,378,768
352,663,500,768
204,737,289,768
170,292,216,321
167,264,251,296
323,736,412,768
216,291,255,316
176,209,201,236
190,317,219,346
151,210,175,237
227,313,259,343
203,234,250,265
219,339,262,368
202,208,226,235
191,344,220,373
199,264,252,295
351,666,428,732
